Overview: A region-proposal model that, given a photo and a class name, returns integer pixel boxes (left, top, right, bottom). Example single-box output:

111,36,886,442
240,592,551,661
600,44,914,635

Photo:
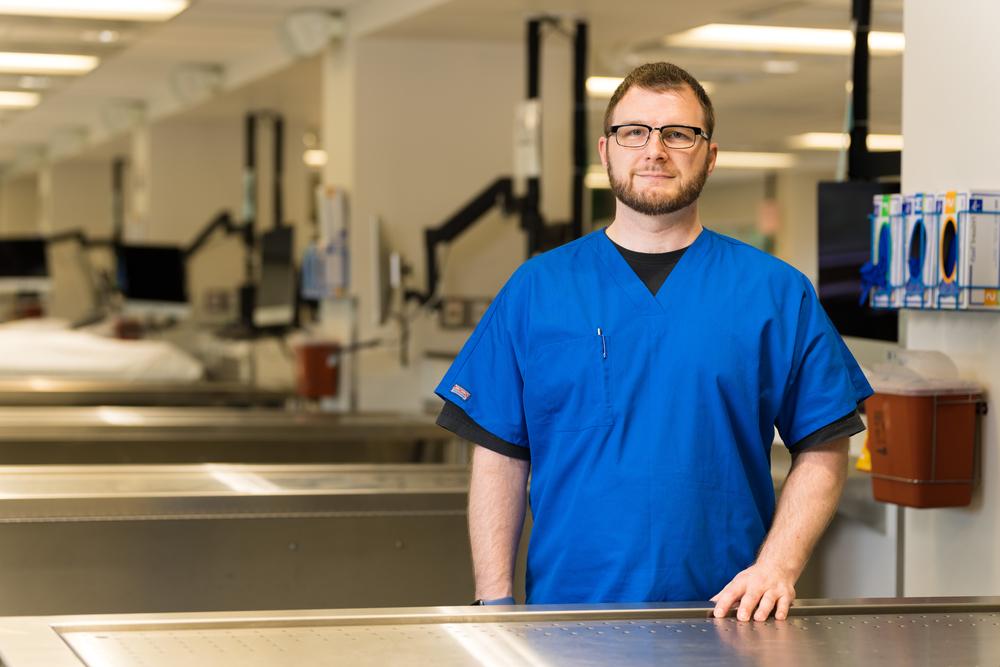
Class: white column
0,174,40,236
900,0,1000,596
38,160,114,321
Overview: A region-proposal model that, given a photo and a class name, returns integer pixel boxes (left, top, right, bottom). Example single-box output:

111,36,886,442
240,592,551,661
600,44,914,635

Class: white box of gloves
935,190,1000,310
901,193,937,309
870,193,905,309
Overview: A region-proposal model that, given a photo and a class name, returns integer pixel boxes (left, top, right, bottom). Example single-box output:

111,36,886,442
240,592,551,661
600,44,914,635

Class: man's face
598,86,718,217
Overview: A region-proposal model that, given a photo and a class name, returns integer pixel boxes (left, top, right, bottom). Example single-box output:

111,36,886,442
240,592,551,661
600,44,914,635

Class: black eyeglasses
608,124,710,150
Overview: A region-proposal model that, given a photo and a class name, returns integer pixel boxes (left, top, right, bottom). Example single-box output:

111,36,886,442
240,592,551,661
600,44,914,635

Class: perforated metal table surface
0,598,996,666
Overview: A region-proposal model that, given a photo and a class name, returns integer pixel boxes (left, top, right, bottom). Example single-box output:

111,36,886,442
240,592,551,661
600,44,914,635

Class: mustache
633,170,678,177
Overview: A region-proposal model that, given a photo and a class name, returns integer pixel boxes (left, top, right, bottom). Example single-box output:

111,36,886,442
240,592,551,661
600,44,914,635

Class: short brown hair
602,62,715,139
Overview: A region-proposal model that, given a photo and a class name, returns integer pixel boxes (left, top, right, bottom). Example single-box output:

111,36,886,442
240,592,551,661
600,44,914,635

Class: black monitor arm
405,177,519,306
184,210,255,285
46,229,115,248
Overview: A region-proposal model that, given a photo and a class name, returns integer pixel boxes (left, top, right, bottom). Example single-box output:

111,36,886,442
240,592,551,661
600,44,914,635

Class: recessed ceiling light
586,76,715,98
303,149,328,168
789,132,903,151
714,151,796,169
0,52,99,75
83,29,121,44
17,75,51,90
763,60,799,74
665,24,905,55
0,0,188,21
586,76,623,97
0,90,40,108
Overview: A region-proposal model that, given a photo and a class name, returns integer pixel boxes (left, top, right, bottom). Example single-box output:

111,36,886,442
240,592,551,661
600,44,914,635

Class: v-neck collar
591,226,712,315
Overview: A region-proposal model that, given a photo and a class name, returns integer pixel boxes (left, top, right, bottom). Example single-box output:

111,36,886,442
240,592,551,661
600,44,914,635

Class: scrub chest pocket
524,333,614,432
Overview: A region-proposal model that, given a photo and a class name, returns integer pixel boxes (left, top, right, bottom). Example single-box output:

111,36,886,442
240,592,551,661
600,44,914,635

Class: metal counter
0,597,997,666
0,407,457,463
0,379,288,407
0,464,474,616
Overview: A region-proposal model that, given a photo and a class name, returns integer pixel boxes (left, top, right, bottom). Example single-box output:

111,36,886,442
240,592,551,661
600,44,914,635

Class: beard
607,156,710,216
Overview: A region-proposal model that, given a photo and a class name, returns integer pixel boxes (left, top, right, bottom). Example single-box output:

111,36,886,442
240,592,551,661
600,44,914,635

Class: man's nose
643,131,670,160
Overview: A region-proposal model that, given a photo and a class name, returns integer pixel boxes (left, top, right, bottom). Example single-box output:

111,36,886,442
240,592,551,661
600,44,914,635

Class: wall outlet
439,296,493,329
467,298,491,326
439,297,467,329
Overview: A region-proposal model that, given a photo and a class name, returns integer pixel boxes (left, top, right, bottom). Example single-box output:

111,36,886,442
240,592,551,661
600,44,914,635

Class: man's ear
706,141,718,175
598,134,608,168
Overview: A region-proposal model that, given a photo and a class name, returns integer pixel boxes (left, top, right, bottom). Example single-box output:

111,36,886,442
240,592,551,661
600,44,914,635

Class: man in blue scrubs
435,62,872,622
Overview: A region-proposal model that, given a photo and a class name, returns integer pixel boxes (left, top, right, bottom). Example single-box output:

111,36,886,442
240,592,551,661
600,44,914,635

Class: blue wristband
478,597,515,605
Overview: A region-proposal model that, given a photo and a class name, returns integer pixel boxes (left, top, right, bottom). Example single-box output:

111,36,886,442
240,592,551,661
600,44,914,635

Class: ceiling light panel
0,0,188,21
0,90,39,108
713,151,796,169
789,132,903,151
587,76,715,98
0,52,99,75
586,76,623,97
665,24,905,55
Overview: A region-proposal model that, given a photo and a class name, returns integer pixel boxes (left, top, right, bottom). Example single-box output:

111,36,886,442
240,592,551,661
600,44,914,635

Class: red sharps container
866,352,984,508
294,340,341,400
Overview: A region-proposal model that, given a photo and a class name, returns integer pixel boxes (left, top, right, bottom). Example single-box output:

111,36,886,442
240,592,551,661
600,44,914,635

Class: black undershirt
436,239,865,459
609,239,687,296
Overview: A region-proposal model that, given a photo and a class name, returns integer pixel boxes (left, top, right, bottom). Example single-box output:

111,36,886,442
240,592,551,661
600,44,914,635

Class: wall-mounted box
870,193,905,309
902,193,937,309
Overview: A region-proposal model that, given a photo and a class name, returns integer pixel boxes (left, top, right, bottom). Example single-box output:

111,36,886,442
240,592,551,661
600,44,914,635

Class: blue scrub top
436,228,873,604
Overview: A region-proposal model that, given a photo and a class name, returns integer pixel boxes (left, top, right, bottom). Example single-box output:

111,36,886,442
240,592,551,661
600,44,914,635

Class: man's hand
710,437,850,622
710,560,796,621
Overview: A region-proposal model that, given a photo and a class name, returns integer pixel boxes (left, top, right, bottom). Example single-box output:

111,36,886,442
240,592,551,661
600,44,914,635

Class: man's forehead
611,85,702,124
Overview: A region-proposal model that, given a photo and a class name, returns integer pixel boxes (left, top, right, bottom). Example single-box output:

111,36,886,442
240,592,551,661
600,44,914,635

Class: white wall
338,37,547,411
775,170,832,285
144,118,243,246
900,0,1000,596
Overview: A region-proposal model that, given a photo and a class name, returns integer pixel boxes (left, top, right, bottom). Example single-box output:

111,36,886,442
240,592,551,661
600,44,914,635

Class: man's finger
737,589,762,622
775,594,793,621
753,591,777,622
712,583,744,618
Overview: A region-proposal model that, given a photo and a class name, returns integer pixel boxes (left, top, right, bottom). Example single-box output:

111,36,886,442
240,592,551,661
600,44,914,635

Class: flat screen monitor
371,216,401,327
817,180,899,342
254,226,296,329
116,244,189,318
0,237,51,294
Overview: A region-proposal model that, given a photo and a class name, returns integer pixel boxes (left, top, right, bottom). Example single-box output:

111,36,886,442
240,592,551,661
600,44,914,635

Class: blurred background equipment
253,225,296,330
0,237,49,295
116,243,189,320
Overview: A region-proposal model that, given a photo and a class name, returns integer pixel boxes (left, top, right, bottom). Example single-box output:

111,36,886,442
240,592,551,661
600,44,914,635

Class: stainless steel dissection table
0,379,288,408
0,464,473,615
0,598,996,666
0,407,457,463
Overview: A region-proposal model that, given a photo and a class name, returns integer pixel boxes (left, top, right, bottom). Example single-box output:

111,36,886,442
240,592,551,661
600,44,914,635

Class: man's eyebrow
614,120,692,126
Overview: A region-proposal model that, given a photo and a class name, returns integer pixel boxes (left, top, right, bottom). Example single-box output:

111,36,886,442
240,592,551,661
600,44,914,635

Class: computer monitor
253,226,296,329
0,237,51,294
116,244,190,318
817,181,899,342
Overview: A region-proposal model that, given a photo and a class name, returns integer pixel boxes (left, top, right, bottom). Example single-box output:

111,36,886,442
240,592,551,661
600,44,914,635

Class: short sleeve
434,285,529,449
775,277,874,449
